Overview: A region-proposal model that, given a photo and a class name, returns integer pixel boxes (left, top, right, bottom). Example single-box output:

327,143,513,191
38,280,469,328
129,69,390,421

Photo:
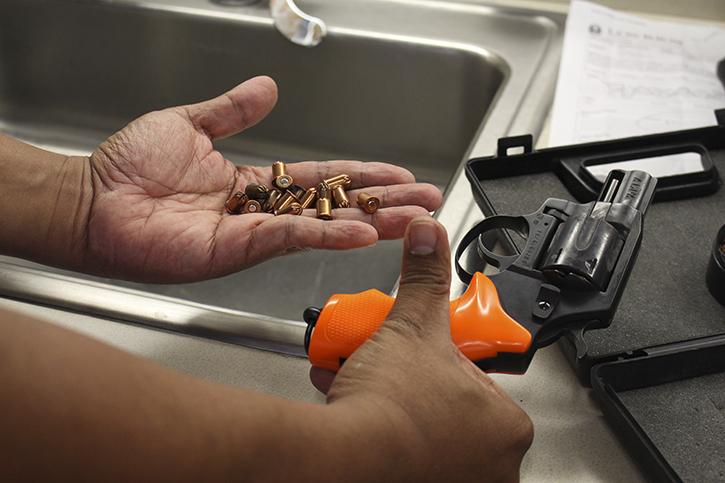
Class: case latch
497,134,533,157
715,108,725,127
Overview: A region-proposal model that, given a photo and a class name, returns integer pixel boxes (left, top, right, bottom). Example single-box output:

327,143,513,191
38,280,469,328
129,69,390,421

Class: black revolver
452,169,657,373
304,170,656,375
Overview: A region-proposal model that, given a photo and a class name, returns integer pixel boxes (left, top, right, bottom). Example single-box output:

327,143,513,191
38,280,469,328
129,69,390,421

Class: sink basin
0,0,563,354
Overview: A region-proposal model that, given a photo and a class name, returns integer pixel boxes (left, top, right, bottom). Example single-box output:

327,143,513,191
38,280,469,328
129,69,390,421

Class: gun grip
308,273,533,372
450,273,532,367
308,289,395,371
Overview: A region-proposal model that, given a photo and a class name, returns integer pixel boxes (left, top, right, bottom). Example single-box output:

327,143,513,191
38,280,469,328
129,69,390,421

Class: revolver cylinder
540,170,655,291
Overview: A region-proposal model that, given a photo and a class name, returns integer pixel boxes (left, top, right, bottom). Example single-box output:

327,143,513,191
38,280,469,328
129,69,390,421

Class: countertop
0,297,644,482
3,0,724,481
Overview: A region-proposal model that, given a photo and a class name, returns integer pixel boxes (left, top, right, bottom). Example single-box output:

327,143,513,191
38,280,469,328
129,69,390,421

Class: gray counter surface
0,297,644,482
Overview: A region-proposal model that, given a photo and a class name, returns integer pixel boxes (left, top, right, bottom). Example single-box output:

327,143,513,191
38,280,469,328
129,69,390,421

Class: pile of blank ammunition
225,161,381,219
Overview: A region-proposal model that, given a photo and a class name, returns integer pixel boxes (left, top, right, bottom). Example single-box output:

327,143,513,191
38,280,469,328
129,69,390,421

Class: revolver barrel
602,169,655,212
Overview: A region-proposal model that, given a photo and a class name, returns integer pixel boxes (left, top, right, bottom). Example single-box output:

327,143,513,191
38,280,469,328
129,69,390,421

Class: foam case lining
466,121,725,381
591,335,725,482
465,116,725,482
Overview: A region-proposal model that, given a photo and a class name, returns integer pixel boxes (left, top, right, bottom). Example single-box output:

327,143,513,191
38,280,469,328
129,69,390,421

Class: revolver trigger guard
476,215,529,270
476,236,519,270
454,215,528,284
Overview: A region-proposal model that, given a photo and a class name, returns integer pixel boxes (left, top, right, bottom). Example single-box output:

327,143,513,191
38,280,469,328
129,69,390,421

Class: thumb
384,216,452,339
179,76,278,140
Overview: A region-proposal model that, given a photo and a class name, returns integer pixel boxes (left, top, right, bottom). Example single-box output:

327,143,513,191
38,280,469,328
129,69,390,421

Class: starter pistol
303,170,657,374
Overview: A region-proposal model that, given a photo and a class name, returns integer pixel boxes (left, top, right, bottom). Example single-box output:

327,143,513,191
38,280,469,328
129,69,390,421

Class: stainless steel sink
0,0,563,354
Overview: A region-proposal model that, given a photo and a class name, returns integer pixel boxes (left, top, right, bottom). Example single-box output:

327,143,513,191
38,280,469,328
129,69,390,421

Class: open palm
85,77,441,283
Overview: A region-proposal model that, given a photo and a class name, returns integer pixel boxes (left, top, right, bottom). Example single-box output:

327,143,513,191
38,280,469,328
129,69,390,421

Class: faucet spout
270,0,327,47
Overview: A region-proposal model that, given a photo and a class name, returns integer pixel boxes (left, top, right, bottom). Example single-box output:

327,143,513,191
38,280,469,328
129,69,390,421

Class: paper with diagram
550,1,725,179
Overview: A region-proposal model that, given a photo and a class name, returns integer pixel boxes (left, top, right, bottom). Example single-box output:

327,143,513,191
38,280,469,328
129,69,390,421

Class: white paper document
550,1,725,179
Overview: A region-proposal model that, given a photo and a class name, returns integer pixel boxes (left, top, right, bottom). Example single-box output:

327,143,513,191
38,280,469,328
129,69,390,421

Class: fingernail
409,221,438,256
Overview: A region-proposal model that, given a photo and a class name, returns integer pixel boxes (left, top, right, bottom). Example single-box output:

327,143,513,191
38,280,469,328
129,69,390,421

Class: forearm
0,309,412,481
0,134,92,269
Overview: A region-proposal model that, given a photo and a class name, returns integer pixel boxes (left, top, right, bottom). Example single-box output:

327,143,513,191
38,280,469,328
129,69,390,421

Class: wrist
310,397,428,482
0,135,93,269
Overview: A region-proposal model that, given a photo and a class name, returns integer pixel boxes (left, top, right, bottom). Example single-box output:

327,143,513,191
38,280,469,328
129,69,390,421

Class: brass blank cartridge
274,174,293,190
263,190,282,212
325,174,352,189
288,184,306,200
225,192,248,214
332,185,350,208
244,184,269,200
357,192,380,214
316,182,333,220
316,198,332,220
242,200,262,214
299,187,318,209
276,202,303,216
272,161,294,190
272,161,286,178
276,190,302,213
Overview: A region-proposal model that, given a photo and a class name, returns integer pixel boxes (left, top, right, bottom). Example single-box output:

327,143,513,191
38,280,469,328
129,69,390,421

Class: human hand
85,77,441,282
312,217,533,481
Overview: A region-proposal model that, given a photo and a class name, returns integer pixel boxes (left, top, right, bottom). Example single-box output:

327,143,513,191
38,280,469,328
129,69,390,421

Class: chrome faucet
270,0,326,47
213,0,327,47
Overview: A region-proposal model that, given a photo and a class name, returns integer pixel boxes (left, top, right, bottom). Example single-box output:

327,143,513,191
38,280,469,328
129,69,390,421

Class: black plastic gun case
462,110,725,483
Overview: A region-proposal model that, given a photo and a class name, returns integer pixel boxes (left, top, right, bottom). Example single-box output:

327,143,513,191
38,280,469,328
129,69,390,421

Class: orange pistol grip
449,272,532,366
308,273,533,372
308,289,395,371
